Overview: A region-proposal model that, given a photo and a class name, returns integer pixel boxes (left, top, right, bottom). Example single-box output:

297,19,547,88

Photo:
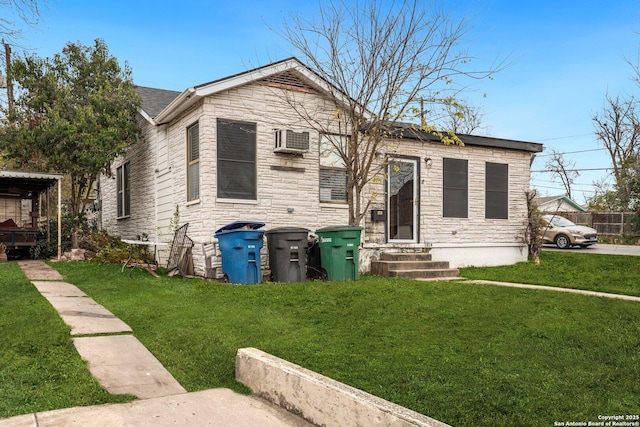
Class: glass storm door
387,158,418,242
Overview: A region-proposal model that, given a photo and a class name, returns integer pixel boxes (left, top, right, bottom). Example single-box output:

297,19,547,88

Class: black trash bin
265,227,309,283
306,237,325,280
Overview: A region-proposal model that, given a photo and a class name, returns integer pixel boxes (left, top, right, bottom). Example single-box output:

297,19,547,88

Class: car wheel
555,234,571,249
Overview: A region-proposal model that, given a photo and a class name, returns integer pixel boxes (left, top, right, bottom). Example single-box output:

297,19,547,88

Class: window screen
486,162,508,219
319,134,347,203
187,123,200,201
217,119,257,200
443,158,468,218
116,162,130,218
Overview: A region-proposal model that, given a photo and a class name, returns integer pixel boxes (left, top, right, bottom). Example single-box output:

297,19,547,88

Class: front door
387,158,418,243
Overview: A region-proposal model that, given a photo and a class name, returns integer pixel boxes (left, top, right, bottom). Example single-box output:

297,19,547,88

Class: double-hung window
485,162,509,219
187,123,200,201
319,134,347,203
217,119,257,200
443,158,468,218
116,162,130,218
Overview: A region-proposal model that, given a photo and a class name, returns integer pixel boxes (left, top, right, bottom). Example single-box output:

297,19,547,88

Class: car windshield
547,216,576,227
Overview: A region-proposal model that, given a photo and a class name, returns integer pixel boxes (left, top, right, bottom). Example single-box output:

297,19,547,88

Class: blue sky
4,0,640,203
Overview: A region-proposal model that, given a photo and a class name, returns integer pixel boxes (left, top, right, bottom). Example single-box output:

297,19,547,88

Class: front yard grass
0,262,132,418
461,250,640,296
42,259,640,427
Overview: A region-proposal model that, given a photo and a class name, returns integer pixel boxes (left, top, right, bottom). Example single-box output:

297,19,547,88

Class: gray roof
136,86,181,119
392,122,544,153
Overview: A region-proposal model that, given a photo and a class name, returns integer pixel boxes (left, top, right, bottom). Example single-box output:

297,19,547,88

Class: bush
89,232,130,264
30,215,73,259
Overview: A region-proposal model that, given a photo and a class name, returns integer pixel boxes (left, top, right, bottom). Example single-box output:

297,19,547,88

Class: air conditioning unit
274,129,310,154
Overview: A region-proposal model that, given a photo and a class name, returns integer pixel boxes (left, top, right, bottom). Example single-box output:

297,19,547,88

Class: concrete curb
236,347,451,427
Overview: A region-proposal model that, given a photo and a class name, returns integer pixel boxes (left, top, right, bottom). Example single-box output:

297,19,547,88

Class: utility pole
2,40,14,114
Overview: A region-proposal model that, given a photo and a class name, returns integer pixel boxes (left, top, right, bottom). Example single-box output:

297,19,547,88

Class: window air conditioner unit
274,129,310,154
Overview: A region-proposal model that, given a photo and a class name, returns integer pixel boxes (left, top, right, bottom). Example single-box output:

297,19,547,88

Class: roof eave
153,58,359,125
154,87,197,124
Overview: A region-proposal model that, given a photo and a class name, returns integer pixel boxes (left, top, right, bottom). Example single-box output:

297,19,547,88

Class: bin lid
215,220,265,234
265,227,310,235
316,225,363,233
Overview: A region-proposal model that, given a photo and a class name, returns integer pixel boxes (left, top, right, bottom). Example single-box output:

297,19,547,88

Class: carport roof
0,170,63,197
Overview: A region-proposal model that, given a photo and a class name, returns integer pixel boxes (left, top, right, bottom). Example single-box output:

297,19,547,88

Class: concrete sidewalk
0,389,311,427
1,260,311,427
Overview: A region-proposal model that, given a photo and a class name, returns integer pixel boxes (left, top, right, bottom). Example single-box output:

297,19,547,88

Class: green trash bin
315,225,363,281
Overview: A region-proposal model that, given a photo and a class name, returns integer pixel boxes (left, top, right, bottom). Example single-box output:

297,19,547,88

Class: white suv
542,215,598,249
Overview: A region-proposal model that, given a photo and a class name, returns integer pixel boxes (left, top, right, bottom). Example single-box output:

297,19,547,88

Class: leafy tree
0,39,140,248
279,0,501,225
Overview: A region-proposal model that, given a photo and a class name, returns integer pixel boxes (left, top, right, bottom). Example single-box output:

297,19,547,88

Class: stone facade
98,60,542,277
361,141,534,268
100,79,350,276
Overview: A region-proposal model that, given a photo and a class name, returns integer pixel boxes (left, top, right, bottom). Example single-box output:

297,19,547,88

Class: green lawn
460,250,640,296
0,262,132,418
38,258,640,427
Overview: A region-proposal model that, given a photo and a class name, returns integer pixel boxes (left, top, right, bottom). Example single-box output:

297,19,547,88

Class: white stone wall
98,83,350,275
362,140,533,268
100,115,161,242
99,80,536,276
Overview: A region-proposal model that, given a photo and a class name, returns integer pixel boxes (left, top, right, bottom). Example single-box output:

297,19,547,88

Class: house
97,58,543,278
534,195,586,213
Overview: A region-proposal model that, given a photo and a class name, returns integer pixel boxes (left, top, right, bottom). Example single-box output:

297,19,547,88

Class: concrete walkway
464,279,640,302
1,260,311,427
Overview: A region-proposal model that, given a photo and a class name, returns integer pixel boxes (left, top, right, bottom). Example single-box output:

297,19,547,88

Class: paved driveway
543,243,640,256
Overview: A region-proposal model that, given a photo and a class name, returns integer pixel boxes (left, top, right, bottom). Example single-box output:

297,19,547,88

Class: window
116,162,130,218
217,119,256,200
443,158,468,218
187,123,200,201
486,162,508,219
319,134,347,203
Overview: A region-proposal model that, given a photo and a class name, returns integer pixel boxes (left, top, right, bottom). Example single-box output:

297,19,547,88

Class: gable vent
260,71,316,93
274,129,310,154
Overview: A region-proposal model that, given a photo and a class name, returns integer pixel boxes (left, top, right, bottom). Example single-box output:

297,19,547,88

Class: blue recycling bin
214,221,265,284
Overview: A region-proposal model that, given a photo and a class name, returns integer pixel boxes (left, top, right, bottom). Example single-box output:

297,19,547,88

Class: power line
533,179,607,188
537,133,594,142
531,167,613,173
534,148,607,157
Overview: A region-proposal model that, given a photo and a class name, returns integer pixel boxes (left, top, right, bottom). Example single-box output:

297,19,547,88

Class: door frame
386,156,420,243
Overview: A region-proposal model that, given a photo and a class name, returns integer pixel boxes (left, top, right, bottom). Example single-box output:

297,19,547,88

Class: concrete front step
378,252,432,262
384,268,460,279
371,260,450,276
372,252,459,280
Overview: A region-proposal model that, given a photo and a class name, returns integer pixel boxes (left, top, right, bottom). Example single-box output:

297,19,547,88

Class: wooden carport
0,170,63,260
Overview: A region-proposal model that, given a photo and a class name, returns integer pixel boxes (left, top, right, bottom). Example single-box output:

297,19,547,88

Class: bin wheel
222,273,229,283
320,268,328,281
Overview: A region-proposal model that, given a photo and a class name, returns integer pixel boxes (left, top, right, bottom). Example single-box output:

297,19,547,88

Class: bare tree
278,0,501,225
439,99,486,135
592,93,640,209
544,148,579,199
1,0,43,42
